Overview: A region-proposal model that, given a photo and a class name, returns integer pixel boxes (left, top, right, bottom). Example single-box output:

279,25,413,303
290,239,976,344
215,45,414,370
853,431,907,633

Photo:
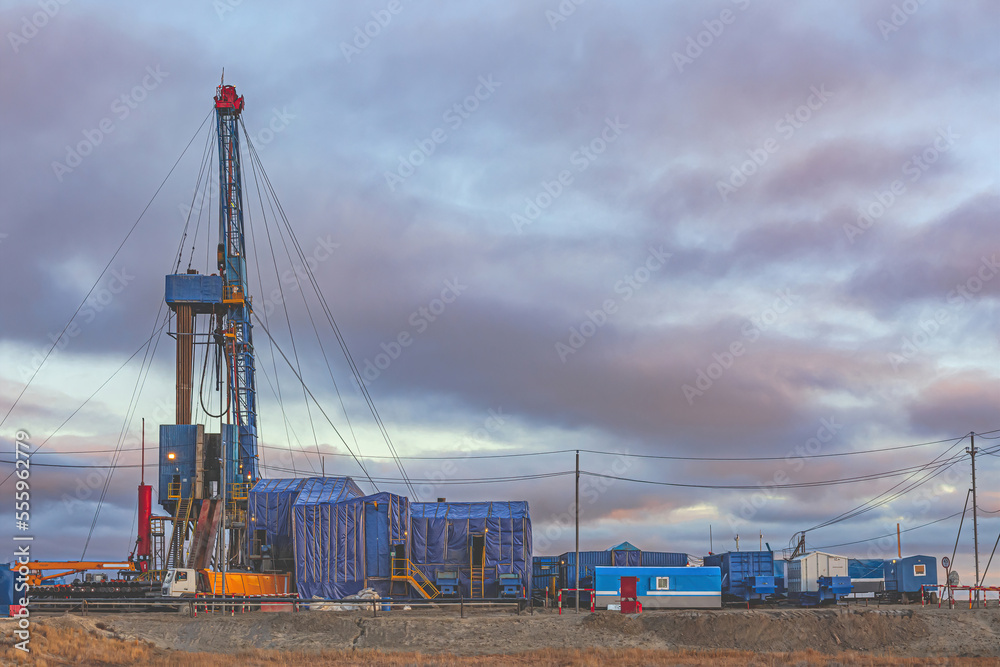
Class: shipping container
532,555,560,597
786,551,848,595
594,566,721,609
703,551,775,601
558,548,687,590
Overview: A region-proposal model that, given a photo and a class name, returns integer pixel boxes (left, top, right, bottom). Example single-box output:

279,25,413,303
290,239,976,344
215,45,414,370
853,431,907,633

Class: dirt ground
3,604,1000,665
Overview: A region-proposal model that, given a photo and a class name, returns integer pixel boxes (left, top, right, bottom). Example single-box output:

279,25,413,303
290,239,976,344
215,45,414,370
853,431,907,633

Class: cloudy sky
2,0,998,584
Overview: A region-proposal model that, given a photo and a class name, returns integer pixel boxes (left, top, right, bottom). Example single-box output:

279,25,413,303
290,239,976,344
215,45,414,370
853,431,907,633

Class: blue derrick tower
158,81,259,571
215,83,259,487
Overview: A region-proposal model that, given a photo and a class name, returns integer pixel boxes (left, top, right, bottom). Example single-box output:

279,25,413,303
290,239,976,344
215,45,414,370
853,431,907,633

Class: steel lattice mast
214,83,259,487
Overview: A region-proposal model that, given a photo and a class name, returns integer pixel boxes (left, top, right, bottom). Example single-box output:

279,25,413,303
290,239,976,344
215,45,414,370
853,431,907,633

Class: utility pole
968,433,980,595
575,449,579,613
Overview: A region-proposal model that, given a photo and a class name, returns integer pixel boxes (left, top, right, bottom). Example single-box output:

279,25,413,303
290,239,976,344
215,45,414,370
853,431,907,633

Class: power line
0,109,214,433
811,511,966,550
8,429,995,462
580,457,964,490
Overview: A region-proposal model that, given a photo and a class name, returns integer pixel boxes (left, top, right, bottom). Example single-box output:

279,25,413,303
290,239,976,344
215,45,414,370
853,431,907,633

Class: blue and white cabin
594,566,721,609
883,555,937,600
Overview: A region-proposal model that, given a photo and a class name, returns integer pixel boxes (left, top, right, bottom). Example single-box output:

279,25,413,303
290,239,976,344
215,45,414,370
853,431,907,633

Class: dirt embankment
3,605,999,664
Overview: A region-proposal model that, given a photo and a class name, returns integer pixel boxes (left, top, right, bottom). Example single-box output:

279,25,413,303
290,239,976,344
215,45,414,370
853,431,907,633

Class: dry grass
1,625,997,666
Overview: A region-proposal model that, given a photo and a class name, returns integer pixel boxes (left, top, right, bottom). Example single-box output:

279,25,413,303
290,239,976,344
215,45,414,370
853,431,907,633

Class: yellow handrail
391,558,440,598
167,482,181,499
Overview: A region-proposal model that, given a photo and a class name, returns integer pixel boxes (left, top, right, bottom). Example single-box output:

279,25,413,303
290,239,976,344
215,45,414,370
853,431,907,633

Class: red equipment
620,576,641,614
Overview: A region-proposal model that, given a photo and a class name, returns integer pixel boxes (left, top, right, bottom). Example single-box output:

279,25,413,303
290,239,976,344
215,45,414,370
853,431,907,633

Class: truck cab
161,568,199,597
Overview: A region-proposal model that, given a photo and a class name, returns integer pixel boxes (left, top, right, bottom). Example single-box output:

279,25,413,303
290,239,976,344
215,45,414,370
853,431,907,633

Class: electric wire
0,109,214,433
0,318,171,490
811,510,966,551
240,127,418,499
253,316,377,489
9,429,996,461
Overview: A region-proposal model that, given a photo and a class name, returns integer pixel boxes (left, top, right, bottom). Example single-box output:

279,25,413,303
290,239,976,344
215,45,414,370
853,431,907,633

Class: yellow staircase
470,542,485,598
167,496,193,569
390,558,440,599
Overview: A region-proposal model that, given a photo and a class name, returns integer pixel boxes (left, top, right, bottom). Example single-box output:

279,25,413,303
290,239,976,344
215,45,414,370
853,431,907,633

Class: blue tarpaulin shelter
295,491,408,599
409,501,531,598
248,477,363,567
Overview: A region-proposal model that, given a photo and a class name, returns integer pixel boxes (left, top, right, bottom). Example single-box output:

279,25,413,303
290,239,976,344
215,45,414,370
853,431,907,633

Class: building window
655,577,670,590
913,564,926,576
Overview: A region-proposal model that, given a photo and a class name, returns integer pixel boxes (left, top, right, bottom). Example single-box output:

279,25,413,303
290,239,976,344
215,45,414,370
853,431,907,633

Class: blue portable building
883,555,937,600
703,551,776,601
294,491,408,599
409,501,531,598
158,423,238,511
594,566,721,608
249,477,363,569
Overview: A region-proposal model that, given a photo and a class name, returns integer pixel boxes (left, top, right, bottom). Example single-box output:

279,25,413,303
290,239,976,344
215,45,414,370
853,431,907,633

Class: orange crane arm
12,560,136,586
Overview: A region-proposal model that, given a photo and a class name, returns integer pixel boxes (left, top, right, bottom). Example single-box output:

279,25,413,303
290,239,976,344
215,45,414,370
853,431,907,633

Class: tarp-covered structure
248,477,362,571
295,490,409,599
409,501,531,598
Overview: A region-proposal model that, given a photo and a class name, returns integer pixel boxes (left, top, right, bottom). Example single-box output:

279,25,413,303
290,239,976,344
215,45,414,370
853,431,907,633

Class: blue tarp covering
249,477,363,565
849,558,885,579
410,501,531,598
295,491,408,599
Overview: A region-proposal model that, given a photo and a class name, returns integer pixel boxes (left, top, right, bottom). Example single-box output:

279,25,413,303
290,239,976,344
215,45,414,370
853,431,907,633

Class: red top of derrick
215,85,244,113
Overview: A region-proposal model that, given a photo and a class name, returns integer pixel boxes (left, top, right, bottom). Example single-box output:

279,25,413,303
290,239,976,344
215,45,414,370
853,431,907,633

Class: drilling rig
157,79,260,579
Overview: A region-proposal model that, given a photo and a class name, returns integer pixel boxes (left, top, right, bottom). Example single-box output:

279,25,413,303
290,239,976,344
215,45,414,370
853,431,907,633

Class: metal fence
25,596,530,618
